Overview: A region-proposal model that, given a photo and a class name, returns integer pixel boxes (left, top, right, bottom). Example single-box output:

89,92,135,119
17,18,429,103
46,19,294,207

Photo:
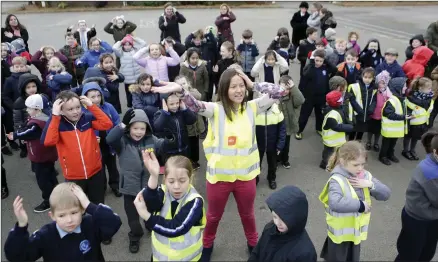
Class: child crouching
320,91,354,170
4,183,122,261
106,109,171,253
8,94,58,213
134,152,205,262
319,141,391,262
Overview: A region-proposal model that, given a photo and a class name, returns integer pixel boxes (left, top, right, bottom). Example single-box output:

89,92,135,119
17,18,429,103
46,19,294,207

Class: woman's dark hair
217,68,248,121
421,131,438,154
4,14,25,32
136,73,154,85
264,50,277,62
276,27,289,37
186,47,201,61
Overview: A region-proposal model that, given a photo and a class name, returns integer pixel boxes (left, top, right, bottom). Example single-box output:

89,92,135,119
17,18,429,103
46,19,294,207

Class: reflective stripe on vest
349,83,362,116
152,185,206,261
319,172,372,245
381,96,407,138
255,103,285,126
322,110,347,147
406,99,434,126
202,102,260,183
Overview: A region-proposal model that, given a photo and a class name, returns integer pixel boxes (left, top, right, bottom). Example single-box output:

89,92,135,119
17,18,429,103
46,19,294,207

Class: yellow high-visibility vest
152,185,206,261
319,172,373,245
203,101,260,184
381,96,407,138
322,110,347,148
348,83,377,121
255,103,284,126
406,99,434,126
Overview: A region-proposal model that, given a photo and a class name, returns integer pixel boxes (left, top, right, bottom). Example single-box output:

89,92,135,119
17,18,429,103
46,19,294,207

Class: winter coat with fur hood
129,83,162,123
179,60,209,100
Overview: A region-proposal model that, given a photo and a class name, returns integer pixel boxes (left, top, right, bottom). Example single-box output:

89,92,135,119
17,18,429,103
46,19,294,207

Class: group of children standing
1,1,438,262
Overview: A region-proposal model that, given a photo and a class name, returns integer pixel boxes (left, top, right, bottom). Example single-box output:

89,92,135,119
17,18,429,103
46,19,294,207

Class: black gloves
122,109,135,126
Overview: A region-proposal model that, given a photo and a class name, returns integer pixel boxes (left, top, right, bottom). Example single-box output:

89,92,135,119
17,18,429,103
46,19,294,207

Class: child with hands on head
104,15,137,43
67,20,96,51
60,32,85,87
133,41,180,81
134,151,205,262
251,50,289,85
76,37,113,70
4,182,122,262
41,91,113,205
319,141,391,262
113,34,146,107
47,56,73,101
106,108,172,254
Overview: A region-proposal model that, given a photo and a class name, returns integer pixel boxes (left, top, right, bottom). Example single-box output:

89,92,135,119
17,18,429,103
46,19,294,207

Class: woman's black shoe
410,151,419,160
129,240,139,253
268,180,277,190
112,188,122,197
1,146,13,156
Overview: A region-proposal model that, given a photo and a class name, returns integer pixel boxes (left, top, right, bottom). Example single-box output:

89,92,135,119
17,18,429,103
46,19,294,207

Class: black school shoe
9,141,19,150
1,146,12,156
34,201,50,213
102,238,112,245
401,151,414,160
111,188,122,197
19,149,27,158
268,180,277,190
129,240,139,253
379,157,392,166
389,155,400,163
373,143,380,152
365,142,372,151
410,151,420,160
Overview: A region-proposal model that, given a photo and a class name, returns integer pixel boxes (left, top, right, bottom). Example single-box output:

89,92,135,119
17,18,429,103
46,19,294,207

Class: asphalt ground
1,3,438,261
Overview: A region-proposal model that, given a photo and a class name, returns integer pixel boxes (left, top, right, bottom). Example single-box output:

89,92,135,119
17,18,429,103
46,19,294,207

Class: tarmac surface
1,2,438,261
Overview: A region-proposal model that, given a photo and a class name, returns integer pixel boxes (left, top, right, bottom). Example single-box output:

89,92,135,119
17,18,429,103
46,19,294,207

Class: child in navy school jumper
359,38,383,69
375,48,406,78
237,29,260,81
46,57,73,101
336,49,362,85
81,82,122,198
9,93,59,213
97,54,125,114
153,94,197,162
4,182,122,262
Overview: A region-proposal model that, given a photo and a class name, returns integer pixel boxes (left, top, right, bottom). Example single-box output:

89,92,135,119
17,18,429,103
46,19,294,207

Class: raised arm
165,47,181,66
104,22,115,35
133,46,149,68
112,41,122,57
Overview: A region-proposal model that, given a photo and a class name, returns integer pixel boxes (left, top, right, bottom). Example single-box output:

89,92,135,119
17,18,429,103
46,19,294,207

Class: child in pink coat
366,70,391,152
132,42,180,81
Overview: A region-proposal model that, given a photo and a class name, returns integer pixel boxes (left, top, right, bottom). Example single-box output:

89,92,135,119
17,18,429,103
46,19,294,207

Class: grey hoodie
327,165,391,213
106,109,167,196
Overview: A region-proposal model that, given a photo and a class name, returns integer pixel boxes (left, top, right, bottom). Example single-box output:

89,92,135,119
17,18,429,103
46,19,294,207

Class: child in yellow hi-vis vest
134,150,205,262
319,141,391,262
402,77,434,161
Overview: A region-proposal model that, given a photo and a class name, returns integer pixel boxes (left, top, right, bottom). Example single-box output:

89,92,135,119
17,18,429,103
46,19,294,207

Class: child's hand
347,42,353,49
68,25,74,30
52,99,64,116
4,31,13,38
363,201,371,213
212,65,219,72
122,109,135,125
406,115,416,120
6,132,14,141
274,36,279,42
277,150,281,156
180,100,186,110
13,196,28,227
49,75,54,80
71,184,90,209
287,80,295,89
112,17,117,24
60,71,67,75
91,24,95,28
133,191,150,220
96,136,101,143
223,16,230,20
164,21,168,27
151,82,182,94
142,150,160,177
108,72,119,82
348,177,372,189
79,96,93,107
162,99,168,112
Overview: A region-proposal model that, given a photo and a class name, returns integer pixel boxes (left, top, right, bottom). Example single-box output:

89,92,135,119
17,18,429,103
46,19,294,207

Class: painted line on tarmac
336,16,415,40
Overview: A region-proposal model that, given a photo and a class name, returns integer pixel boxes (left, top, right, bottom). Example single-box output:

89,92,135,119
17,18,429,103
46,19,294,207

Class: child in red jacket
41,90,113,205
402,46,434,85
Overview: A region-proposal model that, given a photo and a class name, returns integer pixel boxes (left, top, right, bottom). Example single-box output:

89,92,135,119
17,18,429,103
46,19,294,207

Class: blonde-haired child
403,77,434,160
133,42,180,81
319,141,391,262
4,182,122,261
175,75,205,170
327,38,347,66
134,152,205,261
46,57,72,101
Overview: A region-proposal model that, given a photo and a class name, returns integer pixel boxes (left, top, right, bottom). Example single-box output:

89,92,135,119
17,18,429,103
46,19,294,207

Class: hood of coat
18,73,42,98
81,82,105,105
82,67,107,87
388,77,407,98
126,109,154,138
362,38,382,56
412,46,434,66
409,34,426,47
266,185,308,235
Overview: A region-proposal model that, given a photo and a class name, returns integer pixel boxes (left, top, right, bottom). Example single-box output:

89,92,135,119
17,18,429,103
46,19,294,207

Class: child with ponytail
403,77,434,160
212,41,241,94
395,131,438,262
319,141,391,262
